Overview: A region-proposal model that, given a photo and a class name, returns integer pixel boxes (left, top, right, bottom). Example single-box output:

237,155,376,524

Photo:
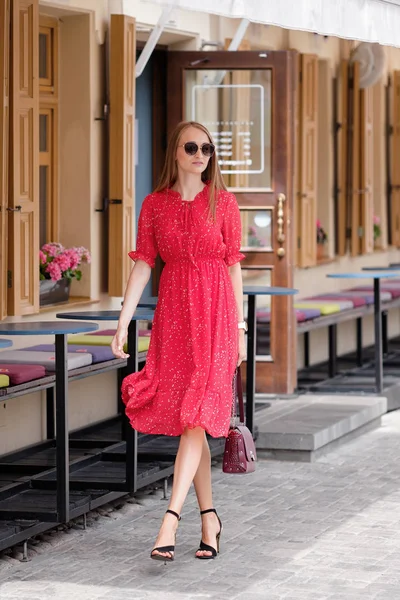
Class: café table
56,309,155,494
0,321,99,522
243,286,298,434
327,272,399,393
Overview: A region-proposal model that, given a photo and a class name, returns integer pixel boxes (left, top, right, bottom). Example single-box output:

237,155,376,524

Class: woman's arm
228,262,246,366
111,260,151,358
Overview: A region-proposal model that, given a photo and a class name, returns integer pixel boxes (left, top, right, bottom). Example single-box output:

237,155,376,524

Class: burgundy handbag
223,367,257,474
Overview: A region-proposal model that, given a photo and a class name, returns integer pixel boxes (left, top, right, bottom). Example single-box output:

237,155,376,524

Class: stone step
254,394,387,462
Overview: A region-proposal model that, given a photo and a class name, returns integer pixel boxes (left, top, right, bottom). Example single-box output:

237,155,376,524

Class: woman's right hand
111,326,129,359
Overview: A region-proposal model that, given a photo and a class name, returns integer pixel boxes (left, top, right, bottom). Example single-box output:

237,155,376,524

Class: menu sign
191,84,264,175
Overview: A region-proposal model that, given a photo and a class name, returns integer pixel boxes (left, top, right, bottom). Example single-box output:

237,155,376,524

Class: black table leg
46,387,55,440
125,320,138,493
304,332,310,368
373,279,383,394
382,311,388,356
328,325,337,378
55,333,69,523
246,295,256,434
356,318,363,367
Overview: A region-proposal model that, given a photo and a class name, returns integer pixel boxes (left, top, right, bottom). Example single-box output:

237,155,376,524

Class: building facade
1,0,400,453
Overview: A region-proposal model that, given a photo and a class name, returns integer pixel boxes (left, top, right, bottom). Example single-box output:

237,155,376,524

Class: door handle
6,206,22,212
277,193,286,258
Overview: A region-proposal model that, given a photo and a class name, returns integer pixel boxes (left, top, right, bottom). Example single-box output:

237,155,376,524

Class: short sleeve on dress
222,193,246,267
128,194,158,268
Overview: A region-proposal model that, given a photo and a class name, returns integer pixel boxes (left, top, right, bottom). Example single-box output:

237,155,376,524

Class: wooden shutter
360,87,374,254
391,71,400,247
337,60,348,256
298,54,318,267
108,15,136,297
8,0,39,315
0,0,10,320
350,61,361,256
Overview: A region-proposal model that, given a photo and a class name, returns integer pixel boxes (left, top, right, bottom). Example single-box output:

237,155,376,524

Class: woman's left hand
237,330,247,366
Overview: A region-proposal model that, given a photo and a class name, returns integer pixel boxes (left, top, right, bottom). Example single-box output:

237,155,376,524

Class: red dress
121,184,245,438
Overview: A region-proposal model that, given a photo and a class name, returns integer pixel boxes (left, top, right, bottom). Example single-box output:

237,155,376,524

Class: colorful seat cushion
0,374,9,388
257,309,309,324
24,344,115,364
0,363,46,385
0,351,92,371
89,329,151,337
339,291,374,304
294,302,342,315
347,288,392,302
300,300,353,311
299,308,321,320
68,334,150,352
310,294,367,308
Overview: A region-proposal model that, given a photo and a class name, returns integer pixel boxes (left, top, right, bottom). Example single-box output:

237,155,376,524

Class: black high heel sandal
150,509,181,564
195,508,222,560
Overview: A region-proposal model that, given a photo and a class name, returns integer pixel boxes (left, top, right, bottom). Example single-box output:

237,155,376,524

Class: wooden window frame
39,14,58,243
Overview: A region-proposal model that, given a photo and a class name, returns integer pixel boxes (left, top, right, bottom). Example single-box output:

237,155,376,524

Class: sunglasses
178,141,215,158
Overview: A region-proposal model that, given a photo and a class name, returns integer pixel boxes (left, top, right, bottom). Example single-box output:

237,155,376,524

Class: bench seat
0,350,92,371
23,344,115,364
294,302,342,315
68,334,150,353
0,363,46,385
306,294,368,308
347,287,392,301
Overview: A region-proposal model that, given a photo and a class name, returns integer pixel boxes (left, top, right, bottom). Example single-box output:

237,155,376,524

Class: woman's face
175,126,212,177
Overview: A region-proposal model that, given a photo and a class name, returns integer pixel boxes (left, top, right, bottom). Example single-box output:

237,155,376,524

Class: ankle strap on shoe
200,508,216,516
166,509,181,521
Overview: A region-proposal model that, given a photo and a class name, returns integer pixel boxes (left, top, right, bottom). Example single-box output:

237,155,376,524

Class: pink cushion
0,363,46,385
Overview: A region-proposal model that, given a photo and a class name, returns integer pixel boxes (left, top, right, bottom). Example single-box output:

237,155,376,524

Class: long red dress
121,184,245,438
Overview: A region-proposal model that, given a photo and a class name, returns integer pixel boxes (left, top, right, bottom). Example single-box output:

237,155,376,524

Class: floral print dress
121,184,245,438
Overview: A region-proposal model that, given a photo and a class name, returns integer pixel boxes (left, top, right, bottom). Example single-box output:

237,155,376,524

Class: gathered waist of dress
165,255,225,265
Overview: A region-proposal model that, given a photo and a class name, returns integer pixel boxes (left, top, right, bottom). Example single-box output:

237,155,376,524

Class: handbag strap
231,367,245,424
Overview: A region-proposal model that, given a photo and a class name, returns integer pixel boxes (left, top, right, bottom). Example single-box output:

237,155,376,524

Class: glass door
167,51,297,394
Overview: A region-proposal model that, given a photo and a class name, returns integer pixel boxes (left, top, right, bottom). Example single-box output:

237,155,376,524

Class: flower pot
40,278,71,307
317,244,326,261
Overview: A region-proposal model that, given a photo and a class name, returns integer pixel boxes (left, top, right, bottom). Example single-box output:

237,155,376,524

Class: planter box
40,279,71,307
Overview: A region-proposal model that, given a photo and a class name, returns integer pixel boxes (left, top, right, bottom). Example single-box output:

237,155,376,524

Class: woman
111,121,246,562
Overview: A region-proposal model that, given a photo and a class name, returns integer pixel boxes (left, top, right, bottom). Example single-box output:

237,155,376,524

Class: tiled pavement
2,412,400,600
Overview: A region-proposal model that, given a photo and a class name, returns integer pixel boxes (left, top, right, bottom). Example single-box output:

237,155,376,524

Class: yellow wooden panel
337,60,348,256
360,87,374,254
391,71,400,247
8,0,39,315
298,54,318,267
350,61,361,257
0,0,10,319
108,15,136,296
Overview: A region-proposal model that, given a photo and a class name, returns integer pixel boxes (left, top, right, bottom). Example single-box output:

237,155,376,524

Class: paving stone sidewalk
2,412,400,600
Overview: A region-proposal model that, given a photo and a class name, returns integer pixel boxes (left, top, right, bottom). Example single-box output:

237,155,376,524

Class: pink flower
42,242,64,257
46,261,62,282
373,215,380,225
39,251,47,265
316,219,321,228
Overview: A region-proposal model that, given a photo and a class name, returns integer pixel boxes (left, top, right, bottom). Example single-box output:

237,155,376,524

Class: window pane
39,114,48,152
185,69,272,190
39,166,48,247
39,33,48,79
240,209,272,250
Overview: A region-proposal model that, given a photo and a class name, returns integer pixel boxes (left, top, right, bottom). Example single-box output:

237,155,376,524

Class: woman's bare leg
193,434,221,558
151,426,205,559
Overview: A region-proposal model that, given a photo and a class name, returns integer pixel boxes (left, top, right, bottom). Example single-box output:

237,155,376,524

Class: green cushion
0,374,9,388
68,334,150,353
294,302,341,315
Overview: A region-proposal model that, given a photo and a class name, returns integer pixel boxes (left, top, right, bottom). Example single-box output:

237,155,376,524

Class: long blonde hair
154,121,227,221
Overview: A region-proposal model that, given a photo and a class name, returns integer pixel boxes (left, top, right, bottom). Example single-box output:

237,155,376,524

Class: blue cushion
24,344,114,364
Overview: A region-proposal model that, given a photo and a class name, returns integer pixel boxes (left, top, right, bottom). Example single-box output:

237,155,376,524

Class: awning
144,0,400,48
